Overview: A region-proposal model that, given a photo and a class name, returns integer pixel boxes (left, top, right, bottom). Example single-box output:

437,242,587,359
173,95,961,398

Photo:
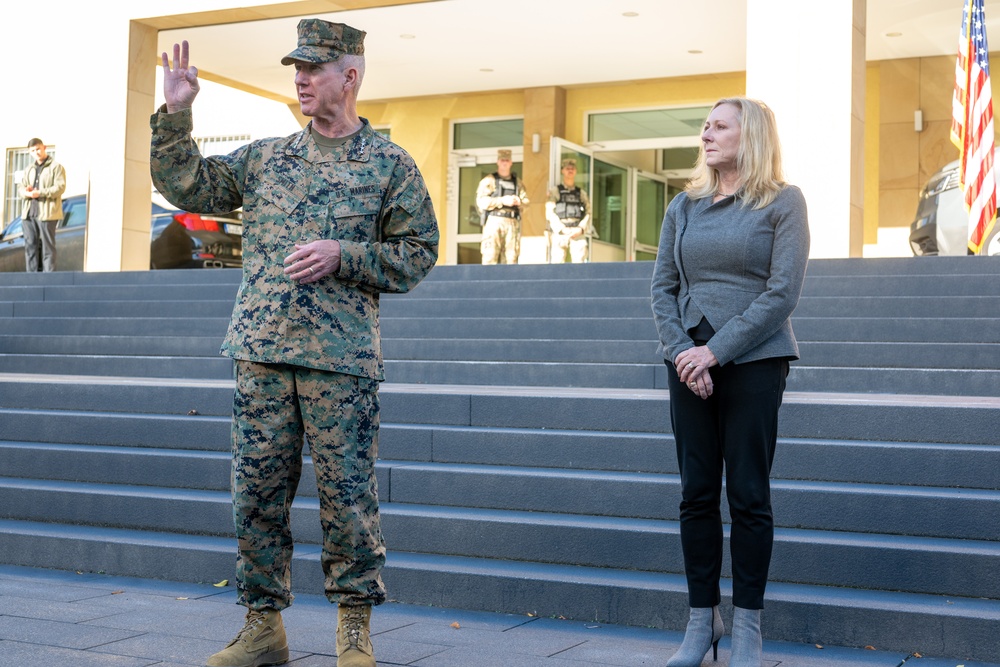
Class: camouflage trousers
480,215,520,264
549,231,588,264
231,360,386,611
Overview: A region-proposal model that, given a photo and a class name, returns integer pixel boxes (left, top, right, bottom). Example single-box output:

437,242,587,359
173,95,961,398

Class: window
453,119,523,150
593,160,627,247
588,107,711,143
661,146,701,173
63,200,87,229
196,134,251,157
4,147,55,226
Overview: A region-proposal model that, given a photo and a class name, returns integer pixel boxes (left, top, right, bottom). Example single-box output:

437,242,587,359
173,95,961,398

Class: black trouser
23,218,57,272
666,356,788,610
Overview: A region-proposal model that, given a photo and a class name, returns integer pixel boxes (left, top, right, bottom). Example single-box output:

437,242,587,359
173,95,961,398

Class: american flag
951,0,997,254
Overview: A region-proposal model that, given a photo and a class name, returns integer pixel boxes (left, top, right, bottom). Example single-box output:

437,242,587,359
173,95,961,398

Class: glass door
591,157,629,262
447,149,523,264
632,170,667,261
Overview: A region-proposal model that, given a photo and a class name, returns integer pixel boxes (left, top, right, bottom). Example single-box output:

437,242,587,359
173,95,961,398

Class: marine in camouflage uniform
476,148,529,264
151,21,438,667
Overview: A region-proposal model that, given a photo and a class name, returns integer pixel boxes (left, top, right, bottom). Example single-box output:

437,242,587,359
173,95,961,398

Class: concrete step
407,277,653,299
380,504,1000,600
0,353,234,378
791,317,1000,343
385,296,657,319
787,365,1000,396
0,268,242,287
5,417,999,493
10,460,999,607
380,461,1000,540
0,316,231,337
4,381,997,449
0,283,238,303
382,338,998,370
799,273,1000,297
792,295,1000,318
0,346,993,396
6,445,995,541
378,426,1000,489
795,341,1000,369
381,316,659,341
0,518,995,662
8,299,237,319
0,408,232,451
376,385,1000,446
380,358,1000,395
0,473,996,601
0,334,223,357
799,255,1000,277
382,338,656,364
0,375,234,416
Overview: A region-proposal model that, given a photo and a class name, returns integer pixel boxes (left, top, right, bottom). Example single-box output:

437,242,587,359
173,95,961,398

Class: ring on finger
687,362,695,369
308,267,315,275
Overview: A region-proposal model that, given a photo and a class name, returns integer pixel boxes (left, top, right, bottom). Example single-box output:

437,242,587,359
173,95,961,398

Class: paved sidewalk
0,565,994,667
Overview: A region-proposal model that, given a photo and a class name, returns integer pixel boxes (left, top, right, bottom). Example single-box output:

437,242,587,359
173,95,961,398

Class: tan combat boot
205,608,289,667
336,604,375,667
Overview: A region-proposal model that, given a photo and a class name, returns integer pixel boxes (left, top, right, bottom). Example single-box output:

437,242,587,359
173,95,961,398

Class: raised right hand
162,41,200,113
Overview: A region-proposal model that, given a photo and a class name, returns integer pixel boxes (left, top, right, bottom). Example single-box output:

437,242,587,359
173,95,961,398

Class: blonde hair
686,97,785,209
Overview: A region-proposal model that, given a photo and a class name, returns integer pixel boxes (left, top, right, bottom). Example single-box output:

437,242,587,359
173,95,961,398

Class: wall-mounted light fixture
532,133,541,153
914,109,924,133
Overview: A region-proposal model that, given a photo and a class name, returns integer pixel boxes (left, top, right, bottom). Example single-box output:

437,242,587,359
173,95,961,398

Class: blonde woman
651,97,810,667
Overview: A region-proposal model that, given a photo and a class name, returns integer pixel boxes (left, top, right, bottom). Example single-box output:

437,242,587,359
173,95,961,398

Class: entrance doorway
447,148,524,265
552,138,673,262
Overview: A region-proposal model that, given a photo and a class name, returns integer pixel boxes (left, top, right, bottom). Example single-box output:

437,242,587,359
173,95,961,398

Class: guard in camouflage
151,19,438,667
476,148,529,264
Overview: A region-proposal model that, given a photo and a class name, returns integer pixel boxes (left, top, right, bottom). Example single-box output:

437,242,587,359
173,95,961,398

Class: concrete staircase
0,256,998,662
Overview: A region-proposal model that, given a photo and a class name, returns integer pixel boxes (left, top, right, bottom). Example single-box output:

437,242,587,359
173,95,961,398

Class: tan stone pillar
746,0,866,258
86,20,158,272
522,87,567,237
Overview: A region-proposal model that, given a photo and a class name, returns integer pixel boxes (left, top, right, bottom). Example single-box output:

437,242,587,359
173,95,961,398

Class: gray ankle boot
666,606,724,666
730,606,763,667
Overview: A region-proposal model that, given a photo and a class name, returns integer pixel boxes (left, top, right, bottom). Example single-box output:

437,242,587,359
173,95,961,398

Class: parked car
909,155,1000,256
0,193,243,272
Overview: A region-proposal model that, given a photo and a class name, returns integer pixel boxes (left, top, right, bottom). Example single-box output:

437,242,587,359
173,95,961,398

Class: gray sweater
650,185,810,367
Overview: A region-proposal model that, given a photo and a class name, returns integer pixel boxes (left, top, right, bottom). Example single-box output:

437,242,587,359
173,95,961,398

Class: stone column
746,0,866,257
522,87,567,238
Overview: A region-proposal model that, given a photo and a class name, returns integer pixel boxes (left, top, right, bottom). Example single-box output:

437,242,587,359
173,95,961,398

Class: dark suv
909,156,1000,256
0,194,242,271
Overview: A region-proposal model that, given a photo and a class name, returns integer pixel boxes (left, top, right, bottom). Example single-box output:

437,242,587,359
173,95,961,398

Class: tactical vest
554,185,585,225
490,173,521,219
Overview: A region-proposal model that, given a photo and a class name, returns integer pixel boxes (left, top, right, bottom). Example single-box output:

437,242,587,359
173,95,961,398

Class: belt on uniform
488,209,520,220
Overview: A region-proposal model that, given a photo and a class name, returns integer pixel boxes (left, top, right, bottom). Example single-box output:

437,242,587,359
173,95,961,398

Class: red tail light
174,212,220,232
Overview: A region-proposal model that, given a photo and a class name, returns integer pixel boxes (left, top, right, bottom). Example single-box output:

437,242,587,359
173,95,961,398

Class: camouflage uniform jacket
150,108,439,380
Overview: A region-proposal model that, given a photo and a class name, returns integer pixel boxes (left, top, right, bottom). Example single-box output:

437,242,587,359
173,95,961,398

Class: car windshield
2,219,23,240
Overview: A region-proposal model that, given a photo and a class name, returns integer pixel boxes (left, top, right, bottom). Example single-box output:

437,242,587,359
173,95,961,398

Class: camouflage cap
281,18,366,66
561,158,577,169
497,149,512,161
